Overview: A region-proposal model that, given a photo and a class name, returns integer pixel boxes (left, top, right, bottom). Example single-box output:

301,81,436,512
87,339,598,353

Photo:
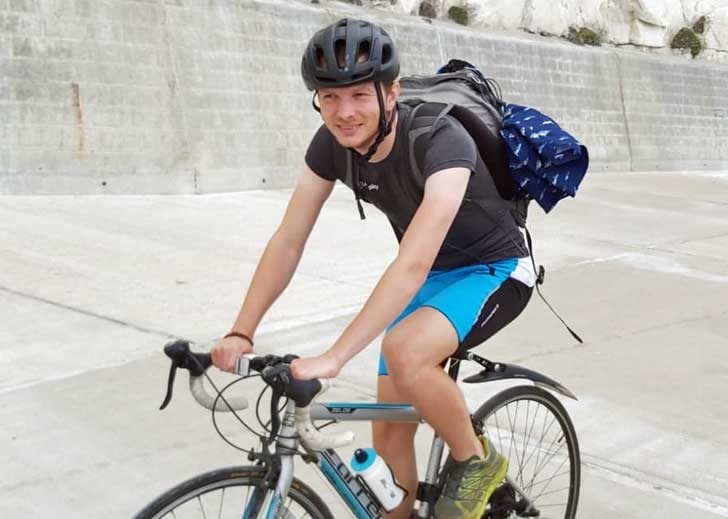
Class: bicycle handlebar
161,339,355,450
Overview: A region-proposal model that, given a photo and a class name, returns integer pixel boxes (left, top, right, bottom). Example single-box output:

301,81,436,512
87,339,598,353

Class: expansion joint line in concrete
0,285,177,341
613,52,635,172
581,455,728,516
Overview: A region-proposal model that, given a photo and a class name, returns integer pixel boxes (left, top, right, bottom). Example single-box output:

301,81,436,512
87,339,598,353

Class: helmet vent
356,40,371,63
314,45,325,69
381,44,392,65
334,39,347,69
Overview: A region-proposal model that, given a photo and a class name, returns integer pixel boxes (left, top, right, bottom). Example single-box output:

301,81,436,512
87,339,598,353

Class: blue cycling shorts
378,258,520,376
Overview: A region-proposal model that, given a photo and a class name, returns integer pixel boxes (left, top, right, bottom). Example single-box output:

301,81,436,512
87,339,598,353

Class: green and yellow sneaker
434,436,508,519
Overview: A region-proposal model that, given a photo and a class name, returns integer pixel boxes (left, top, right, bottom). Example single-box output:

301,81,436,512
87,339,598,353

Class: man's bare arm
291,167,471,379
212,166,334,371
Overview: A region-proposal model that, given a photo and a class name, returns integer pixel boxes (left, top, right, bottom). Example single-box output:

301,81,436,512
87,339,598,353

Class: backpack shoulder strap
403,101,524,219
401,101,454,188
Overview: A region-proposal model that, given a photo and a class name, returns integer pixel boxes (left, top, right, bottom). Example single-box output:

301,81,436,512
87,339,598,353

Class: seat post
446,355,463,381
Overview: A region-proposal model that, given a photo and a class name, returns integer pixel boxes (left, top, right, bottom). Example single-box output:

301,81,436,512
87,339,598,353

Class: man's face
317,82,398,151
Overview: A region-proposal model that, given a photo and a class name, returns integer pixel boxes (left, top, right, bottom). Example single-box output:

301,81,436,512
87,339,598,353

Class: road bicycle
133,339,580,519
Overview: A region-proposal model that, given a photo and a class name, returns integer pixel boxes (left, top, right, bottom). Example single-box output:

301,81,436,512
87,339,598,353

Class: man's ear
386,81,401,111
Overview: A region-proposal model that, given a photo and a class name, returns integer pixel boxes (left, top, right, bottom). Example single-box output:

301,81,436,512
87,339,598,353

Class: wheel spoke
491,407,506,463
531,433,567,484
244,483,251,511
522,400,532,472
531,455,570,504
505,403,518,481
533,483,573,500
533,402,550,483
515,400,538,490
503,403,561,495
530,468,571,489
197,496,209,519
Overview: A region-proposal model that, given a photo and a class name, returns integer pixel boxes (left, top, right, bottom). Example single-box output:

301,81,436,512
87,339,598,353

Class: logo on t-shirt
358,180,380,192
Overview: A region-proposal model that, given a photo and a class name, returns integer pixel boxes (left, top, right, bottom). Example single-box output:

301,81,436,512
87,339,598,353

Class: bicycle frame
242,354,576,519
252,401,441,519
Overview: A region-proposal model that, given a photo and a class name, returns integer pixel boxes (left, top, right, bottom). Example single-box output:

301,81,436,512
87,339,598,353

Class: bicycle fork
245,403,299,519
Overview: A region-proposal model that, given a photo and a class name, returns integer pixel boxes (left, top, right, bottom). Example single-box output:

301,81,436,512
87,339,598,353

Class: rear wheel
133,465,333,519
472,386,580,519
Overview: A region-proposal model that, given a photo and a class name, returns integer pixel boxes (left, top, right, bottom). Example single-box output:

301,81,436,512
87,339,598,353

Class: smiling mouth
338,124,363,135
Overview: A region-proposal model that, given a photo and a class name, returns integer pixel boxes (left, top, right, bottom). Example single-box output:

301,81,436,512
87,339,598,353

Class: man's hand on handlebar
211,335,254,373
290,352,342,380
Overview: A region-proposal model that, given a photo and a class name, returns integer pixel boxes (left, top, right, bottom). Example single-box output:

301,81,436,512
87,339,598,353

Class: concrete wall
1,0,727,195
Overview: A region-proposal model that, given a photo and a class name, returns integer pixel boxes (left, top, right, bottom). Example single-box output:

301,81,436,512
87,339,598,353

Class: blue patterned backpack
398,59,589,222
399,60,587,342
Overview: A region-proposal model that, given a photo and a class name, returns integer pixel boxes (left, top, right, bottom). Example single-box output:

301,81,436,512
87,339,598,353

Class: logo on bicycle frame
319,449,383,518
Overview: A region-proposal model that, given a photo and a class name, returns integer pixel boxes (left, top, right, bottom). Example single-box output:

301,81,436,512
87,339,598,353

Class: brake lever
159,339,211,410
269,385,284,443
262,364,290,442
160,359,178,410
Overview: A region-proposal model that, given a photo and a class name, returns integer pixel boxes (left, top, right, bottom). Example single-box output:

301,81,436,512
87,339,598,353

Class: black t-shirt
305,103,527,269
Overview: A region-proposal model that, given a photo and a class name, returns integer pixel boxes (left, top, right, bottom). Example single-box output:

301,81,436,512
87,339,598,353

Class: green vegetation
419,1,437,19
692,15,707,35
448,5,470,26
671,27,703,58
567,26,602,46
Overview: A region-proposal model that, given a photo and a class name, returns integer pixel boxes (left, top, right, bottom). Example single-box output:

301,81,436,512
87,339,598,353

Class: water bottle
350,448,406,512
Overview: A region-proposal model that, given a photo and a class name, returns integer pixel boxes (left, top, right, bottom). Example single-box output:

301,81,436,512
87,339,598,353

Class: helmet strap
360,82,396,161
351,83,397,220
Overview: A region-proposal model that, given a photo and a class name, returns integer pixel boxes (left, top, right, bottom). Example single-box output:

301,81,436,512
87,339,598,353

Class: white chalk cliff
358,0,728,62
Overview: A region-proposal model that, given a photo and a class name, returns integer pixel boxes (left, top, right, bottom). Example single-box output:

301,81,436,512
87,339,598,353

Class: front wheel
133,465,333,519
473,385,581,519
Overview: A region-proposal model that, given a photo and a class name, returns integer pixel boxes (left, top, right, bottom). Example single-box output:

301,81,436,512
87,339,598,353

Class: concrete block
0,35,12,57
43,38,73,60
8,0,34,12
11,35,34,56
1,57,44,79
1,11,41,33
123,24,157,45
9,80,35,102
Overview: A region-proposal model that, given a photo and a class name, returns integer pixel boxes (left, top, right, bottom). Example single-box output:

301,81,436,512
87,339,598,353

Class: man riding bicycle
211,18,535,519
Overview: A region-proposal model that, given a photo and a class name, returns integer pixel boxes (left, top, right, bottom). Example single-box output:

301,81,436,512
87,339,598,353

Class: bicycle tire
132,465,333,519
472,385,580,519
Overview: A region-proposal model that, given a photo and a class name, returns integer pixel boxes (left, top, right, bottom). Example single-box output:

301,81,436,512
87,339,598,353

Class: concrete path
1,170,727,518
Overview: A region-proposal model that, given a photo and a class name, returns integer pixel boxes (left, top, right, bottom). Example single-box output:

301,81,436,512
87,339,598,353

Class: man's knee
381,334,414,384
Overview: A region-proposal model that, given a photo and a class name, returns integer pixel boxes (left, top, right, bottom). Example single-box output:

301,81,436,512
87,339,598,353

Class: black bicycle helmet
302,19,400,221
301,18,399,91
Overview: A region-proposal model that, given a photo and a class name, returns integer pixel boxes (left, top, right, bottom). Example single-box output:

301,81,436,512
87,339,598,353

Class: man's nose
337,97,356,119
